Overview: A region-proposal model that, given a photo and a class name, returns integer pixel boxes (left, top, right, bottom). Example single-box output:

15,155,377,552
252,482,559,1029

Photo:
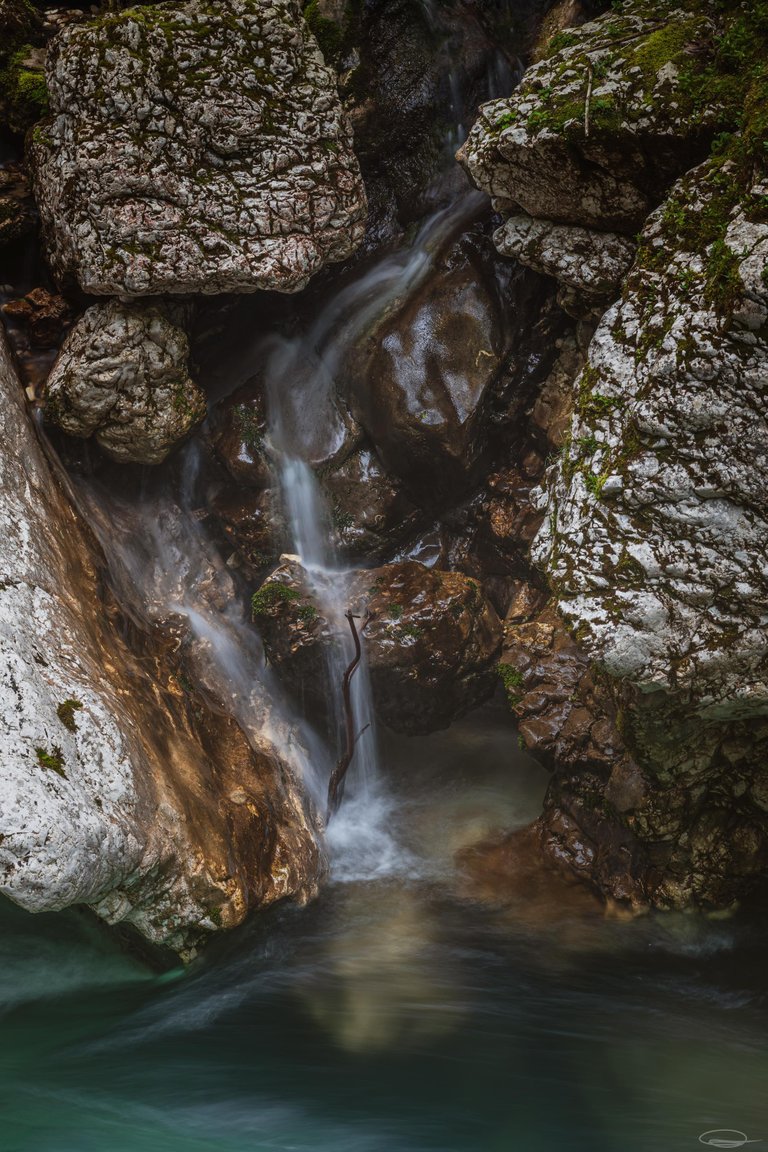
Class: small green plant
498,663,525,707
251,582,302,616
297,604,318,625
389,603,403,620
35,745,67,779
56,699,83,733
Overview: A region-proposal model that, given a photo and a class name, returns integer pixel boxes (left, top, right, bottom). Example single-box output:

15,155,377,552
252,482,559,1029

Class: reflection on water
1,700,767,1152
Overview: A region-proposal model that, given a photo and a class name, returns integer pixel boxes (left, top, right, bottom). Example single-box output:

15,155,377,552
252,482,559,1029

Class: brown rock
252,557,503,735
3,287,73,349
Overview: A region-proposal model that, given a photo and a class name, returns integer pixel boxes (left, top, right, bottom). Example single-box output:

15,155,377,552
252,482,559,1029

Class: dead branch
326,610,369,822
584,63,594,138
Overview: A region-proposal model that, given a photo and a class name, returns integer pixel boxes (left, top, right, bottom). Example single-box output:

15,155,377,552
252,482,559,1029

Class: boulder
252,558,503,735
29,0,366,295
460,2,723,233
44,300,206,465
531,158,768,909
494,214,635,316
0,322,321,957
346,227,523,506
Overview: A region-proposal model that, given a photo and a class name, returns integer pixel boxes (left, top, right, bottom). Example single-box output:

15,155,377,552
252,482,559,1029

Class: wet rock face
347,227,526,507
30,0,366,295
44,301,206,465
0,164,35,247
321,444,421,561
253,558,503,735
0,324,322,957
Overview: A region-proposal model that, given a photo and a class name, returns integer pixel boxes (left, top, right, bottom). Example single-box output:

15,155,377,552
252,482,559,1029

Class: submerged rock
253,557,503,735
0,322,322,956
30,0,366,295
44,300,206,465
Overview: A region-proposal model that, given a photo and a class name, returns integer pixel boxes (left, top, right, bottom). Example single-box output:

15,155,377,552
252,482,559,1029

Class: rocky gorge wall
1,0,768,951
460,0,768,910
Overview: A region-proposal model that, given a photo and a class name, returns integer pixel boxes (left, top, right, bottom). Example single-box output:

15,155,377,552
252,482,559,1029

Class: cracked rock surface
45,300,206,464
30,0,367,295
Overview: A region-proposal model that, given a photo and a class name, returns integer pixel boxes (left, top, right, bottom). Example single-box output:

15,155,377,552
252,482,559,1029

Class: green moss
498,663,525,707
297,604,318,625
233,404,264,453
0,44,48,132
56,699,83,733
704,237,742,315
302,0,361,66
35,745,67,779
251,582,302,616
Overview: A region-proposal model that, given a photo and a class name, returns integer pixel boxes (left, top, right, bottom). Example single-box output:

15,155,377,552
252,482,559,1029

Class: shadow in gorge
1,699,768,1152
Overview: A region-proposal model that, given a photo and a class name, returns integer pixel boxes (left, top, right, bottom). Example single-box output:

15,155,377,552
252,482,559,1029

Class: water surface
2,701,766,1152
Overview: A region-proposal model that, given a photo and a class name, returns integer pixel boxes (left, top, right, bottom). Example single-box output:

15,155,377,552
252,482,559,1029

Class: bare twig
326,611,369,823
584,63,594,138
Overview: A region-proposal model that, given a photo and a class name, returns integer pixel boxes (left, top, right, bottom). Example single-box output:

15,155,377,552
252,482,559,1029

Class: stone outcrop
0,323,321,956
494,215,635,317
29,0,366,296
44,301,206,465
459,0,726,310
460,0,768,910
530,158,768,909
252,557,503,734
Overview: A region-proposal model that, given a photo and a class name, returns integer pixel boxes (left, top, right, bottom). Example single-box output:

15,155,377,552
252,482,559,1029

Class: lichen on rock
29,0,367,296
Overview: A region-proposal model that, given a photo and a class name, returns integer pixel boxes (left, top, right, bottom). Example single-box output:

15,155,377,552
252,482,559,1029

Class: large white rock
30,0,367,295
533,163,768,719
0,324,321,955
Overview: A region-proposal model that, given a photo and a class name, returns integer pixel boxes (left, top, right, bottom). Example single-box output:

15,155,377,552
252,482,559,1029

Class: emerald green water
2,704,767,1152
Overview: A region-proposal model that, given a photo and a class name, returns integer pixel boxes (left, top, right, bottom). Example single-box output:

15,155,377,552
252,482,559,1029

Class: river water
2,697,767,1152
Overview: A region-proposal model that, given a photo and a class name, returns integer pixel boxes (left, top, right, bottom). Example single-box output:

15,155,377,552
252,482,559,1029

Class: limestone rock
0,323,321,955
252,558,503,735
45,300,206,465
531,159,768,908
494,214,635,316
29,0,366,295
459,2,722,233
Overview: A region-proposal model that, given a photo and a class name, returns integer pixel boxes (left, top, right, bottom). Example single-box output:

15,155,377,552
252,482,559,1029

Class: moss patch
35,745,67,779
56,699,83,733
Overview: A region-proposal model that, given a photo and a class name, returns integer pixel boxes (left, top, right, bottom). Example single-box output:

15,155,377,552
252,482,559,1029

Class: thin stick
585,63,594,139
326,611,368,822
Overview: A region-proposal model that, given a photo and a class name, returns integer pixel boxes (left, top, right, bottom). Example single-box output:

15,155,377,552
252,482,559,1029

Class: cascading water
258,199,487,879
